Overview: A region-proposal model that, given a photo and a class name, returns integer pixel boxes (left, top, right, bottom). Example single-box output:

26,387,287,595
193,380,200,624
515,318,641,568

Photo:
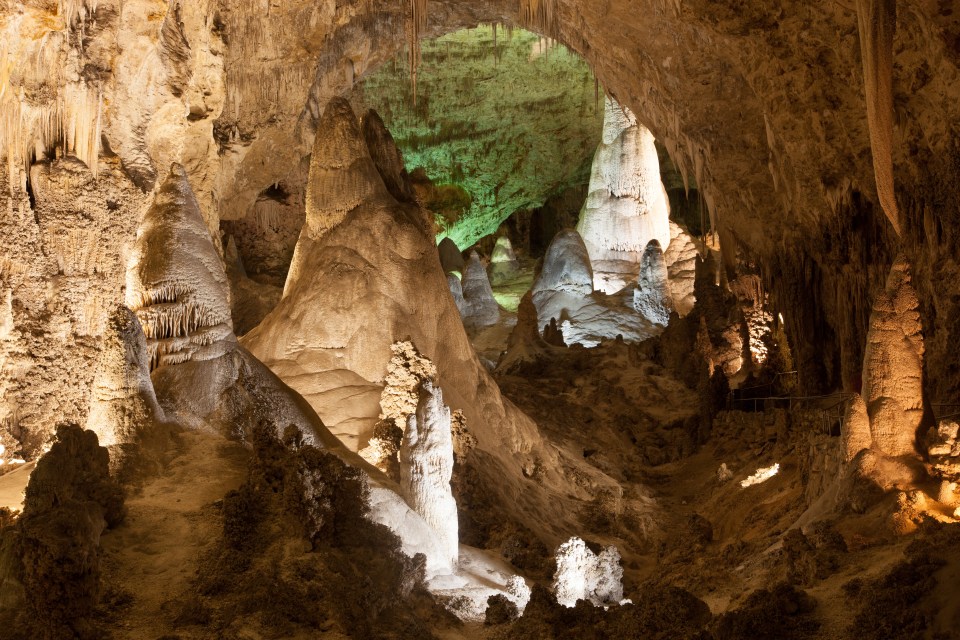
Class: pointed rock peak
126,163,233,370
304,97,394,238
438,237,465,273
361,108,416,205
533,229,594,297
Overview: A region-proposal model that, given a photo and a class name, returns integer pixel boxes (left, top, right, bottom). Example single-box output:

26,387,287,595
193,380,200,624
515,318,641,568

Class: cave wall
2,0,960,454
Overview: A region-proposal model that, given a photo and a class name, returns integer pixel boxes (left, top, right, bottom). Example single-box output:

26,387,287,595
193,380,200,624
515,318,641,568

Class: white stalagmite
459,251,500,328
489,235,520,285
663,221,698,317
400,381,459,572
552,537,625,607
633,240,672,326
577,96,671,294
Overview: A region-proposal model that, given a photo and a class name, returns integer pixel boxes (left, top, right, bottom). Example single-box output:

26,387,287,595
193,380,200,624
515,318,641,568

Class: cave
2,1,960,639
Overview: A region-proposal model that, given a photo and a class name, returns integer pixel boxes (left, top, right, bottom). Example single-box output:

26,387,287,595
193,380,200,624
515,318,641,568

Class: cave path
99,431,249,637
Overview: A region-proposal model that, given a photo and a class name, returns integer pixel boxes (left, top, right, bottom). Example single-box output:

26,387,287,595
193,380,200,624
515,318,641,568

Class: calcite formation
633,240,672,326
489,236,521,285
552,537,625,608
438,237,466,274
400,381,459,572
663,222,698,318
532,229,594,297
577,97,671,295
459,251,500,329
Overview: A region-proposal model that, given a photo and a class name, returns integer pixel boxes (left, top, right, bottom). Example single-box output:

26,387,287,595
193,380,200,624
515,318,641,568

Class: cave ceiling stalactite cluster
1,0,960,637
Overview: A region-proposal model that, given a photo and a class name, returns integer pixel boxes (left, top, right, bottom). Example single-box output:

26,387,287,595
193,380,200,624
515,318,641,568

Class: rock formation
552,537,625,608
460,252,500,329
400,381,459,572
438,237,466,274
633,240,672,326
860,255,926,458
489,236,521,285
576,97,671,294
663,222,698,317
532,229,594,297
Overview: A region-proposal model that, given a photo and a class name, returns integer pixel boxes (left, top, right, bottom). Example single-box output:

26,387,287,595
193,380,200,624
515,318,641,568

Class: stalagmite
552,537,625,608
86,306,165,449
860,254,926,458
663,221,698,317
361,109,418,207
125,164,234,371
532,229,594,297
459,251,500,328
633,240,672,326
438,236,466,274
841,393,872,463
577,97,671,294
488,236,521,285
400,381,459,571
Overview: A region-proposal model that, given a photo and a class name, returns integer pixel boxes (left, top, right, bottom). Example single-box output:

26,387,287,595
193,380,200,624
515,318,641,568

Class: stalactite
407,0,427,107
519,0,558,34
855,0,901,236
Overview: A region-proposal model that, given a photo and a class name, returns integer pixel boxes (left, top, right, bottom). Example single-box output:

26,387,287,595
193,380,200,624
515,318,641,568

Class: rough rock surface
860,255,927,458
577,97,671,294
633,240,672,326
400,381,459,572
460,252,500,329
532,229,594,297
663,221,699,317
552,537,625,608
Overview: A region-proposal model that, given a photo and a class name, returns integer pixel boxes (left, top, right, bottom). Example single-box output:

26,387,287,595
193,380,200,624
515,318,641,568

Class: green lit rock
353,26,603,249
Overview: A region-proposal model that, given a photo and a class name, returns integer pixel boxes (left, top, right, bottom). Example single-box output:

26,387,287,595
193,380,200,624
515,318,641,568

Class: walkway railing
727,390,854,436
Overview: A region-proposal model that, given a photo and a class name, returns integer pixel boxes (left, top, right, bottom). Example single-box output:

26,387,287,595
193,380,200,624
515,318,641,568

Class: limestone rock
532,229,594,297
400,381,459,573
438,237,466,274
633,240,672,326
841,393,872,463
664,221,698,317
577,97,671,294
861,255,926,458
125,163,235,371
489,236,521,285
460,252,500,328
361,109,417,206
552,537,625,608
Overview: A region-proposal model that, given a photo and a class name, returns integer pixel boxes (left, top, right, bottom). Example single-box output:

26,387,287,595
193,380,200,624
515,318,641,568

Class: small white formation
740,462,780,488
489,236,521,285
633,240,672,326
552,537,625,608
459,251,500,329
532,229,658,346
577,96,671,294
400,381,459,572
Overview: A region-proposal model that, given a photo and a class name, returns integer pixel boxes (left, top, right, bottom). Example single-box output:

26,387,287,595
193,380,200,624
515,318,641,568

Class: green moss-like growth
354,26,603,249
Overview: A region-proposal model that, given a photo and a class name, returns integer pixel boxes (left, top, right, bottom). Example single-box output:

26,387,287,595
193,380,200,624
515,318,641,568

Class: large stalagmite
243,98,611,543
459,251,500,328
633,240,672,326
860,254,926,458
400,381,459,570
576,96,671,294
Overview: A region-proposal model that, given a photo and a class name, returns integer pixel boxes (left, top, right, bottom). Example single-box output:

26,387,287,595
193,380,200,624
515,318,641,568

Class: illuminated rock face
860,255,926,458
663,222,698,318
460,252,500,328
552,537,624,608
577,97,671,294
85,306,165,453
532,230,594,298
399,381,459,571
126,164,235,371
633,240,672,326
489,236,521,285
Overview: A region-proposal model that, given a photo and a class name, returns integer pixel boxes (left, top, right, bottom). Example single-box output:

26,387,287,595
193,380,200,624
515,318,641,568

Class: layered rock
400,381,459,572
489,236,521,285
459,252,500,329
633,240,672,326
576,97,671,294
